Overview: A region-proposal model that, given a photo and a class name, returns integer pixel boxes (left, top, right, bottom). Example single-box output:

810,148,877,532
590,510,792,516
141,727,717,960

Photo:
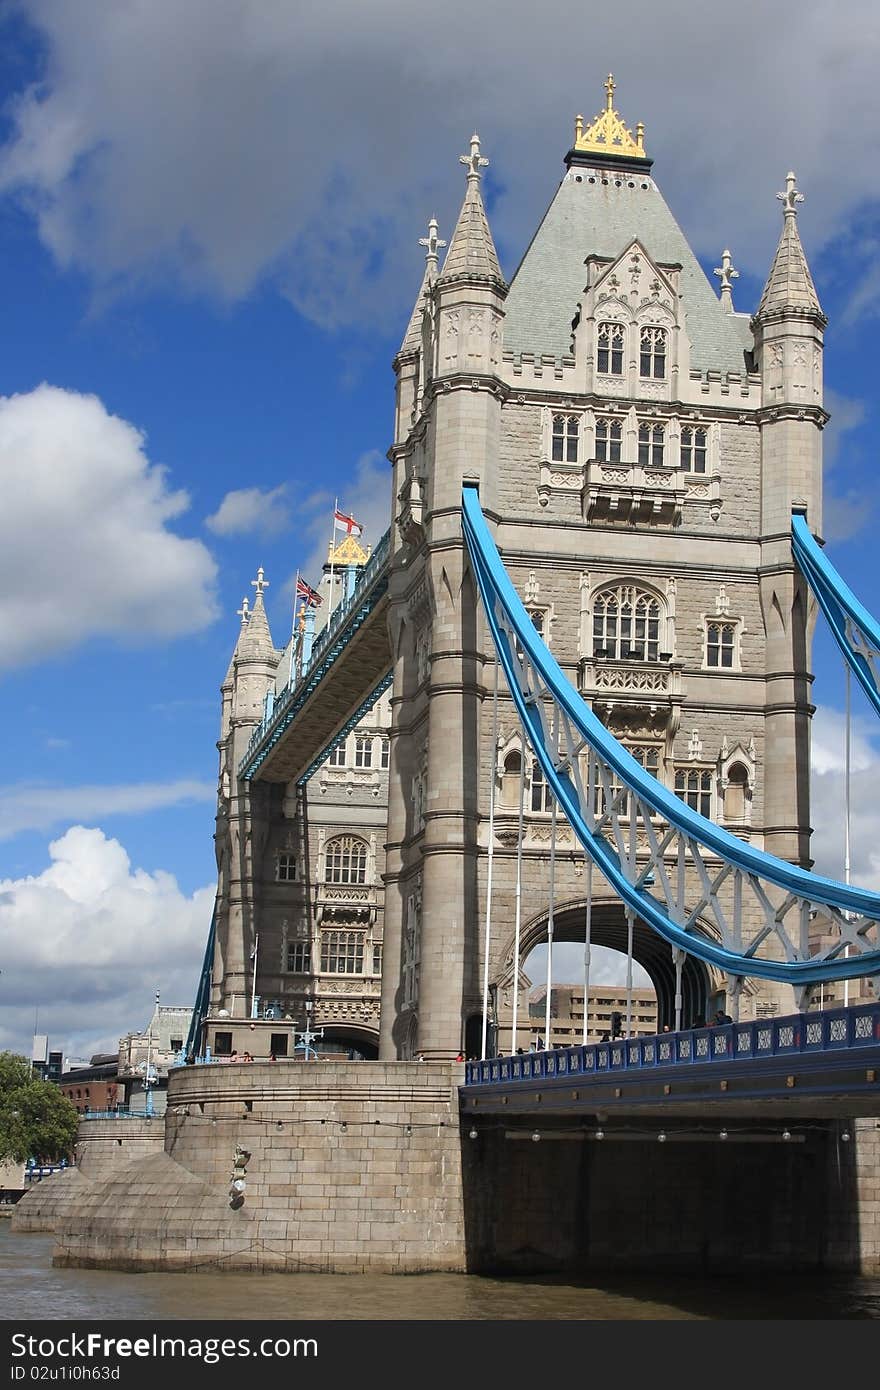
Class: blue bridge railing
463,1002,880,1087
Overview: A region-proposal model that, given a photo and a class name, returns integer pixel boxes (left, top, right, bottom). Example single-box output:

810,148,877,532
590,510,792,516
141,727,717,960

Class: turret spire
755,171,823,321
238,564,276,660
398,216,447,357
438,133,505,288
714,248,739,313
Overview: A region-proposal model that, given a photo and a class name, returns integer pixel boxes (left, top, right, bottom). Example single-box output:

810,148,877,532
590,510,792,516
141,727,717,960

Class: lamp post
294,998,323,1060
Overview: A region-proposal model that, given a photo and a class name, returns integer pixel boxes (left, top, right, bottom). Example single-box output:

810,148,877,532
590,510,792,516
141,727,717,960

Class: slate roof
503,170,751,374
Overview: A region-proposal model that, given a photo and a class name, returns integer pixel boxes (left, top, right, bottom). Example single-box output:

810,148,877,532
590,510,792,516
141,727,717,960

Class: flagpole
289,570,299,687
328,498,338,615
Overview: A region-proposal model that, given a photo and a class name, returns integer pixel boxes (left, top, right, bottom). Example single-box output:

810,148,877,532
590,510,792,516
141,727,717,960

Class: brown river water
2,1228,880,1320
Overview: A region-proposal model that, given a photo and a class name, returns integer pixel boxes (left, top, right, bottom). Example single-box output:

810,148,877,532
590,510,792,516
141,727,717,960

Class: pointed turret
755,173,824,322
437,134,505,289
237,566,276,662
398,216,446,357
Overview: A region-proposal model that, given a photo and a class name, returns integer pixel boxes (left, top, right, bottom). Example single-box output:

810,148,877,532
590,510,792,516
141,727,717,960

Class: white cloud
1,3,878,330
0,826,213,1059
0,779,215,841
810,704,880,891
205,484,290,537
0,384,218,671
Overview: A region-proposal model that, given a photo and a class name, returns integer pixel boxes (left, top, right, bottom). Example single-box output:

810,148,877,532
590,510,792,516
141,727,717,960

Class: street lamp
293,999,324,1061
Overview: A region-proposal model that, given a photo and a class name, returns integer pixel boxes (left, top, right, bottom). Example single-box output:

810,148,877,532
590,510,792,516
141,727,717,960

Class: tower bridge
92,79,878,1276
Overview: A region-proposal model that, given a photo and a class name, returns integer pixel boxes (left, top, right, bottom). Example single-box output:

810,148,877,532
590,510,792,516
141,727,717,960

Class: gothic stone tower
381,79,824,1058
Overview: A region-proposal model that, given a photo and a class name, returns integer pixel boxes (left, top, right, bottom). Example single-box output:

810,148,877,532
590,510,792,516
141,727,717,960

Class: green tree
0,1051,78,1163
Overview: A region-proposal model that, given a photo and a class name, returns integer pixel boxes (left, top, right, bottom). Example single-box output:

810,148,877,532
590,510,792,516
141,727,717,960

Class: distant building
524,983,658,1048
60,1055,120,1115
118,1004,191,1114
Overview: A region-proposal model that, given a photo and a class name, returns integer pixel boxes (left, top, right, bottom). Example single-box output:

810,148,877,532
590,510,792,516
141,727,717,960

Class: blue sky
0,1,878,1058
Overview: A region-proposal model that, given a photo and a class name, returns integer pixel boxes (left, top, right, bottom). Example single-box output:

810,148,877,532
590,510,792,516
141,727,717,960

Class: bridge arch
495,896,726,1033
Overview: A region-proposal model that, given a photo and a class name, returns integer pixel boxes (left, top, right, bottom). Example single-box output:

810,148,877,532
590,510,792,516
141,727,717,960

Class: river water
2,1228,879,1320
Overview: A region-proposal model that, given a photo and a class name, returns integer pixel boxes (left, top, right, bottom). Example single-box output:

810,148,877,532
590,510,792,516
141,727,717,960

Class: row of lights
468,1127,852,1143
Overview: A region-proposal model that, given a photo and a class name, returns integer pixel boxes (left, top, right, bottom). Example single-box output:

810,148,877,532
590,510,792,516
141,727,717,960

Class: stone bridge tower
380,78,825,1058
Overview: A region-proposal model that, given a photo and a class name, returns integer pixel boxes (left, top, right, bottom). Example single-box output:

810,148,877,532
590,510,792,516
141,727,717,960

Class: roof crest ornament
251,566,269,599
460,133,489,182
573,74,646,160
236,596,251,627
714,248,740,313
777,171,804,218
418,215,447,275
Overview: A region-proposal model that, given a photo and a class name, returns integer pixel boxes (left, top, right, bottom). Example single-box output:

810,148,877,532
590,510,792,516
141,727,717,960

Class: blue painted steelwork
184,899,217,1060
464,1002,880,1087
461,483,880,985
792,511,880,721
238,529,391,782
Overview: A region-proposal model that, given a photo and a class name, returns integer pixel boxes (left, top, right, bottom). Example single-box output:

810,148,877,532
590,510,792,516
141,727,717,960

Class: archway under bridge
493,897,726,1043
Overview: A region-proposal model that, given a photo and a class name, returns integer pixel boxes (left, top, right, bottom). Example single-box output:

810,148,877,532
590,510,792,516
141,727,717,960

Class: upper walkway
238,530,393,784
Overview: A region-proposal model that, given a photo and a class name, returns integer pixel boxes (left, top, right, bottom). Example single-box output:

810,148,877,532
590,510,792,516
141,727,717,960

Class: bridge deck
463,1004,880,1121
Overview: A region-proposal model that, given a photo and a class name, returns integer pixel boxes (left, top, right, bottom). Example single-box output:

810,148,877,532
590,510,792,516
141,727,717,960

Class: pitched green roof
503,170,751,374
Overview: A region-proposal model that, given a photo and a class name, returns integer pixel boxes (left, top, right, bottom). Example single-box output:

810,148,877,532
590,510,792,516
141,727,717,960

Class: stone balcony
314,884,377,925
585,458,686,524
579,655,684,738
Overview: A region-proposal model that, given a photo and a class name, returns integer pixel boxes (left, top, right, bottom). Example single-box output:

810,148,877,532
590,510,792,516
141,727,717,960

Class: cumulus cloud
0,826,213,1059
0,384,218,671
1,3,878,330
205,484,290,537
0,779,215,841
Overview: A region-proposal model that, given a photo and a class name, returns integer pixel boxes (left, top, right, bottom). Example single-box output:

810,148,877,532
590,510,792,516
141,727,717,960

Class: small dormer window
597,322,625,375
680,426,707,474
638,423,665,467
551,413,579,463
595,418,622,463
639,326,667,379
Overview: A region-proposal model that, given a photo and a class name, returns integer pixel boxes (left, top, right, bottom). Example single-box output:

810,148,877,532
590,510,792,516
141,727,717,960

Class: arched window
724,763,749,821
592,585,664,662
597,322,625,375
639,326,667,379
595,417,623,463
638,422,665,467
324,835,368,885
551,413,579,463
674,767,713,818
530,760,552,812
680,426,707,473
501,750,522,810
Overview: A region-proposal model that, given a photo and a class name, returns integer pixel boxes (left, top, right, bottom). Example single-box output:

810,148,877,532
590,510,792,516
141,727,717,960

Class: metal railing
464,1002,880,1087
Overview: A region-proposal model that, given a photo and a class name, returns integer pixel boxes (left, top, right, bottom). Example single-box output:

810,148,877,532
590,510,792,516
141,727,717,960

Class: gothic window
674,767,713,818
275,852,297,882
639,326,667,379
380,738,390,770
638,422,665,467
286,941,311,973
501,750,522,810
723,762,750,821
551,413,579,463
354,736,373,768
530,760,553,813
526,608,550,648
595,744,660,819
706,621,737,670
320,930,365,974
328,742,346,768
680,425,707,473
592,585,663,661
597,322,625,375
324,835,368,885
372,942,383,976
595,417,623,463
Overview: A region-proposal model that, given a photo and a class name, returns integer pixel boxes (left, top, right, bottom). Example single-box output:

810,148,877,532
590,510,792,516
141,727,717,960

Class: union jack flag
296,576,322,607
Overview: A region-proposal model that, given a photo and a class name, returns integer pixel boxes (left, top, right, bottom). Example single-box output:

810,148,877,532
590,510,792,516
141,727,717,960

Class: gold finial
573,76,647,161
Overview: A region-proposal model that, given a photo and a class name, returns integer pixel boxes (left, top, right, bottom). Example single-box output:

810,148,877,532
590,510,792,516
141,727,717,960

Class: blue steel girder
461,483,880,990
792,511,880,721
